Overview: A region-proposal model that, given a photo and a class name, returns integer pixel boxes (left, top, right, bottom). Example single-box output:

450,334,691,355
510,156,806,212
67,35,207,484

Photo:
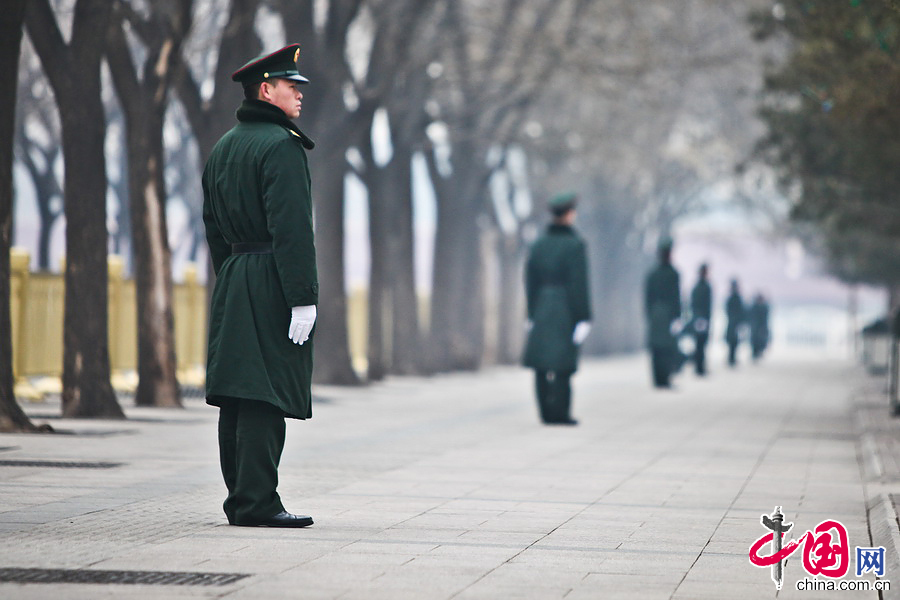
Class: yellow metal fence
9,248,207,399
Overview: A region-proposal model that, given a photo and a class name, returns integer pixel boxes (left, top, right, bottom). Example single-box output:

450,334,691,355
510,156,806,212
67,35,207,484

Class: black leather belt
231,242,273,255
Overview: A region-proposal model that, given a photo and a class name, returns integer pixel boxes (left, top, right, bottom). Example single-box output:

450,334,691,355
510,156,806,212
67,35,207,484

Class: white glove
572,321,591,345
525,320,534,333
289,305,317,345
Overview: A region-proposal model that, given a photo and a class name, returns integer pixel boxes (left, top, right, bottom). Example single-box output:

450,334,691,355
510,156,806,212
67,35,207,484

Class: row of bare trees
1,0,773,431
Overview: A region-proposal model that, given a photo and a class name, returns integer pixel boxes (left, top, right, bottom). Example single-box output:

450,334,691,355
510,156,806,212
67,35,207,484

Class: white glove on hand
525,320,534,333
572,321,591,345
289,305,317,345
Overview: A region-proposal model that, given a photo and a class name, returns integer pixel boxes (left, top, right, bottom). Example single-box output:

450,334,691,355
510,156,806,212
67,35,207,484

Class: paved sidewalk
0,352,897,599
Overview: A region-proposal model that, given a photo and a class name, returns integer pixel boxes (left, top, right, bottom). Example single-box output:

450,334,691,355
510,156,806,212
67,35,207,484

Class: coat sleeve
525,250,537,320
261,137,319,307
202,165,231,276
567,239,592,322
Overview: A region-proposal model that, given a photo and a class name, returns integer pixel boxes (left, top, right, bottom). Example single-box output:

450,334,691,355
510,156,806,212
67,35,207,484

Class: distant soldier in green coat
644,237,681,389
725,279,746,367
522,192,592,425
748,293,770,361
689,263,712,376
203,44,318,528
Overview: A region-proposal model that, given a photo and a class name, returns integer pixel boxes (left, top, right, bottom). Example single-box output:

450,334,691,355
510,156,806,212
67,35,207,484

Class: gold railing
9,248,207,399
9,248,428,397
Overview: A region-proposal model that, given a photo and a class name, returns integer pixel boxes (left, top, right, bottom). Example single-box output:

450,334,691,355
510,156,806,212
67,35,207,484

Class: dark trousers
534,369,573,423
751,340,766,360
218,398,286,525
651,347,673,388
693,333,708,375
728,341,739,366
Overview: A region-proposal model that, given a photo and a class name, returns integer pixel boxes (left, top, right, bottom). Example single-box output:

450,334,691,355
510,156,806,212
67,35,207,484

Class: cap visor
284,73,310,83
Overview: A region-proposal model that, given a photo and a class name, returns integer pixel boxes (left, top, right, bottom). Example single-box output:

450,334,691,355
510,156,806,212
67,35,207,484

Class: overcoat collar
236,99,316,150
547,224,575,234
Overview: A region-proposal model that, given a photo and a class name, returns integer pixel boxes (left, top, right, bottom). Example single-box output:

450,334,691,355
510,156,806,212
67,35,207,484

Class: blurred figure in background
749,293,770,361
644,237,682,389
522,192,592,425
689,263,712,376
725,279,746,367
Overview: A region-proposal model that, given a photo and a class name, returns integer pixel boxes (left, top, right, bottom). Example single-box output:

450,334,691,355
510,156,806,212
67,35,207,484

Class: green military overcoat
725,292,745,345
645,263,681,349
690,279,712,333
202,99,318,419
522,224,592,372
749,300,769,350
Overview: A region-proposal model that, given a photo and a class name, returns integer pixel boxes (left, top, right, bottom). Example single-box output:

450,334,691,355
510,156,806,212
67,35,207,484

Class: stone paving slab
0,352,897,598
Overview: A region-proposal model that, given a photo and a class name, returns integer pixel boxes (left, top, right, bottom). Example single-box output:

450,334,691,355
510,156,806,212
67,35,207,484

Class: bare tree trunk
0,0,43,432
365,161,390,381
107,0,189,408
428,145,487,371
57,93,122,418
361,118,423,378
385,145,422,375
26,0,124,418
31,166,60,271
310,155,361,384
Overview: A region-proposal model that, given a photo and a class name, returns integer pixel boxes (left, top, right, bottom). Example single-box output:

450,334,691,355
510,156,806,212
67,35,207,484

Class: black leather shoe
247,511,314,528
544,418,578,426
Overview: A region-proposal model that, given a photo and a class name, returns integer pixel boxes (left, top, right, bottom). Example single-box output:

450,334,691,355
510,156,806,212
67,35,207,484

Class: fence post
107,255,124,374
181,263,205,388
10,248,40,400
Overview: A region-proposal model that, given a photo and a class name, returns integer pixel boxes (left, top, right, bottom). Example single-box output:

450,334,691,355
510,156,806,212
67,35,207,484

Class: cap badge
293,48,300,62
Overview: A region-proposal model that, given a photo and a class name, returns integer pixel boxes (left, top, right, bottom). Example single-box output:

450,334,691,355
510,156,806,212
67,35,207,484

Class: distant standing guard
689,263,712,376
749,293,770,361
203,44,318,528
725,279,746,367
644,237,681,388
522,192,592,425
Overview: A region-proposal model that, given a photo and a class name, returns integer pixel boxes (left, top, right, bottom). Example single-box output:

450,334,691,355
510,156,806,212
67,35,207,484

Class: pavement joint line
670,404,799,599
446,398,754,600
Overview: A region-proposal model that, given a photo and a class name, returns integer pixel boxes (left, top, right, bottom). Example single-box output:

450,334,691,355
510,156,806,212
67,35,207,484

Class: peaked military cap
548,191,578,215
232,43,309,85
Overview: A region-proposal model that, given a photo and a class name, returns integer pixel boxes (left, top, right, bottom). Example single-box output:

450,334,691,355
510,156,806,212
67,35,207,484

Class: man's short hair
243,81,263,101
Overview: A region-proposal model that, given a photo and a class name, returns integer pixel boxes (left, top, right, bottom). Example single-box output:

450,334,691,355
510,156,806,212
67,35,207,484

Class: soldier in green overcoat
522,192,592,425
748,293,770,361
725,279,746,367
689,263,712,376
644,237,682,388
202,44,318,528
